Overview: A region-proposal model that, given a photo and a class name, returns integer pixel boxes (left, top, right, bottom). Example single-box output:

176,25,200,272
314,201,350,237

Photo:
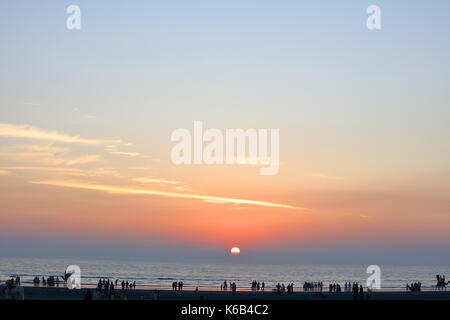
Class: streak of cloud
108,151,141,157
132,177,180,185
0,123,119,144
29,180,306,211
1,166,83,174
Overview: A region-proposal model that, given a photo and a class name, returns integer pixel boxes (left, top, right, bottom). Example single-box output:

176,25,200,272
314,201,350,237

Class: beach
19,286,450,300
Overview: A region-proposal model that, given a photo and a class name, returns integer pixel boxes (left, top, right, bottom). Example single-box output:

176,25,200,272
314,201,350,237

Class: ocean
0,257,448,290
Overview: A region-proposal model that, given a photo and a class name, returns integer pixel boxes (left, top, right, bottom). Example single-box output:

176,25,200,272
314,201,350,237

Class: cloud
132,177,180,185
104,145,141,157
1,166,83,174
0,123,119,144
0,166,121,178
108,151,141,157
29,180,306,210
21,145,71,153
0,151,101,166
64,155,101,166
0,170,14,175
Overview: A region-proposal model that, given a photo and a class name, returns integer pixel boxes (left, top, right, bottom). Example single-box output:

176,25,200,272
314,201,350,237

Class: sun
230,247,241,255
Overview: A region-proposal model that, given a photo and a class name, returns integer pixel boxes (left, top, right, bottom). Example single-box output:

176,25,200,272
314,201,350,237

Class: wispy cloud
0,170,14,175
29,180,306,210
132,177,180,185
1,166,83,174
108,151,141,157
64,155,101,166
21,145,71,153
0,166,120,177
104,144,142,157
0,123,119,144
0,151,101,166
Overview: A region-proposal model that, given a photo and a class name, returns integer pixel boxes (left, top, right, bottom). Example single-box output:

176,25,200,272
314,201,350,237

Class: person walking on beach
359,285,364,300
110,283,115,297
97,279,102,292
352,283,358,300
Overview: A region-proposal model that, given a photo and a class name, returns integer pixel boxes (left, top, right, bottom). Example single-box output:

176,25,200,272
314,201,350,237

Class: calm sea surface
0,257,448,290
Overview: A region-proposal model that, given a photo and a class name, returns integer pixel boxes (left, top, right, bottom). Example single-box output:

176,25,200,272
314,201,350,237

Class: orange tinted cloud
29,180,306,210
0,123,119,144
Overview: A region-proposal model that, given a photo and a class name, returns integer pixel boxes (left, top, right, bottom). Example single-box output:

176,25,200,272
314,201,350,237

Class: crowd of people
3,276,21,288
220,281,237,292
94,279,137,299
329,283,341,292
435,274,449,290
32,276,62,287
406,282,422,292
303,282,323,291
274,282,295,293
351,282,366,300
5,272,448,298
250,280,265,291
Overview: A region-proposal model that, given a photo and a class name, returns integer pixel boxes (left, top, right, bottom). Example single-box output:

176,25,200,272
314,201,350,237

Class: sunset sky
1,1,450,265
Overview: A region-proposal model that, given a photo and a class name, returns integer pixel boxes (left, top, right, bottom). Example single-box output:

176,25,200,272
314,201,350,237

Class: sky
0,1,450,265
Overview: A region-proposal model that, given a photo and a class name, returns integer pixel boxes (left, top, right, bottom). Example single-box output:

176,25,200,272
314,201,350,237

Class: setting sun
230,247,241,255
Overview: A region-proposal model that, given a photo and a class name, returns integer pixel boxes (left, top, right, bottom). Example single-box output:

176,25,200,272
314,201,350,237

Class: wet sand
21,286,450,300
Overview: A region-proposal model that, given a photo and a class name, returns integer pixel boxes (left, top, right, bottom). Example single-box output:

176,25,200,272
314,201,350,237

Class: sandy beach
19,286,450,300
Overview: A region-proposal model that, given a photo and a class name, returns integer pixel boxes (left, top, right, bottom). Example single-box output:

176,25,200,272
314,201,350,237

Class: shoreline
19,286,450,300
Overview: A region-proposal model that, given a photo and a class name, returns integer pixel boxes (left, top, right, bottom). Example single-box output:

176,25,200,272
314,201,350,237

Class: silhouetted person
352,283,358,300
110,283,115,297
